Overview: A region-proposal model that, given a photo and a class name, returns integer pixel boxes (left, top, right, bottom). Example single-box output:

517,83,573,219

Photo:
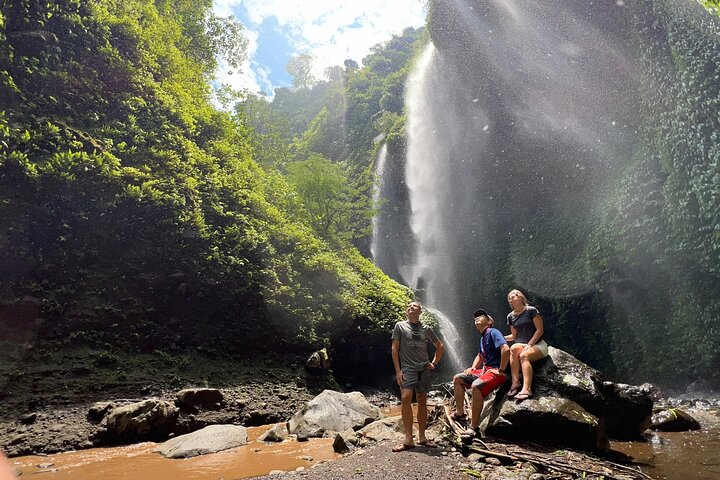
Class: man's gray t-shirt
392,320,439,372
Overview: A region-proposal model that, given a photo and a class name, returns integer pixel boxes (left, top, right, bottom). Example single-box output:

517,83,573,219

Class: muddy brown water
9,425,338,479
611,409,720,480
7,406,720,479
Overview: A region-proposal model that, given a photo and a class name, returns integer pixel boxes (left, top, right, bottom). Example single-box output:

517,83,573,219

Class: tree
285,154,373,243
343,59,359,71
286,53,316,90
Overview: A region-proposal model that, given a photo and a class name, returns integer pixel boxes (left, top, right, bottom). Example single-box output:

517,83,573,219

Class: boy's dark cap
473,309,487,318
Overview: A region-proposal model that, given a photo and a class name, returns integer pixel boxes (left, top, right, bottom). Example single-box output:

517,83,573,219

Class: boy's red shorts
457,367,506,398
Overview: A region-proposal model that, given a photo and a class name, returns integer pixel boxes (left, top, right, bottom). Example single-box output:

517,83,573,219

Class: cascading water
425,307,464,375
402,42,480,372
370,143,388,264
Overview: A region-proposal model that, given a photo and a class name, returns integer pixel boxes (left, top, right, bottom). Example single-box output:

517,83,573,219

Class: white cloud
212,0,427,95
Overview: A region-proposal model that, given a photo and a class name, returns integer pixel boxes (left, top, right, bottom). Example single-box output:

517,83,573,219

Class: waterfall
403,42,472,374
370,143,388,264
426,308,464,375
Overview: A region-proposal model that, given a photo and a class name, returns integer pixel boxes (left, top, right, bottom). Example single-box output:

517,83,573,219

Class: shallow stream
8,405,720,479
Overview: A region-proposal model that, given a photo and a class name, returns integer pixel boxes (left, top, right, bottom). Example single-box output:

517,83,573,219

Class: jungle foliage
0,0,411,358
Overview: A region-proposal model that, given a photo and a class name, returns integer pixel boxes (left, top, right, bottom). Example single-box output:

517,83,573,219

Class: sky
212,1,428,96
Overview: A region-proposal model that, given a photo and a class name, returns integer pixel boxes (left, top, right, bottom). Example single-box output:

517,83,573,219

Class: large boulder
533,347,604,415
597,381,653,439
155,424,248,458
483,395,609,452
287,390,381,438
532,347,652,439
105,399,178,442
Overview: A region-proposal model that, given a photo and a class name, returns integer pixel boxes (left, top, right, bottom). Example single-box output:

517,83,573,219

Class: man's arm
463,353,482,374
391,339,403,386
497,344,510,373
427,338,444,370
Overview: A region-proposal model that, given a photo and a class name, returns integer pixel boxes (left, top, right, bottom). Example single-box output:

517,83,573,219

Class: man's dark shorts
401,368,432,393
456,367,506,398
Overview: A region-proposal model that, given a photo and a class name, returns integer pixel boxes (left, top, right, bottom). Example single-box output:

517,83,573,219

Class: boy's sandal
418,439,437,448
515,391,533,401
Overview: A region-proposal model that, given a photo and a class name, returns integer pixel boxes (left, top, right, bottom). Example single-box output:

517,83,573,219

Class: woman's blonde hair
507,289,528,306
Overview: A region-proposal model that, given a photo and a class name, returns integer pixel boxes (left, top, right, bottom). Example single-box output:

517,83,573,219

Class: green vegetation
0,0,411,365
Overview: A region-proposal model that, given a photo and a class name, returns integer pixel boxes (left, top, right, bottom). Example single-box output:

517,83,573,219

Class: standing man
391,301,444,452
451,309,509,438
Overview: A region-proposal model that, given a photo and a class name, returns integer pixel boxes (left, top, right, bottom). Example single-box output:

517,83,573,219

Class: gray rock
356,416,402,442
176,388,223,409
155,424,248,458
19,413,37,425
306,348,330,370
258,424,287,442
105,399,178,442
332,433,351,453
650,408,701,432
287,390,380,438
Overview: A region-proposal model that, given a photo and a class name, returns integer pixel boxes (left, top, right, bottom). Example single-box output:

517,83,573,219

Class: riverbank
0,347,341,457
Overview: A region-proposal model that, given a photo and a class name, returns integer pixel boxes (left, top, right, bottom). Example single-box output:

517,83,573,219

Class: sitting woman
505,289,548,401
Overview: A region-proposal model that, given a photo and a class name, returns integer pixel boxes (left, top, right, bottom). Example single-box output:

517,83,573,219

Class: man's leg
417,391,428,442
400,387,415,446
453,374,468,416
470,386,485,429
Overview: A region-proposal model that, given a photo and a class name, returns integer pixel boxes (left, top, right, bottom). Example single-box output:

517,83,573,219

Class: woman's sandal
507,387,520,398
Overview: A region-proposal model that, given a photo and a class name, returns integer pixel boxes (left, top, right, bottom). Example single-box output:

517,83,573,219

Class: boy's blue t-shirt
479,327,507,368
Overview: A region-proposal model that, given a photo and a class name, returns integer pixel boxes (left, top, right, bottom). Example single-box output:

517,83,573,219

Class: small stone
468,453,484,462
300,456,313,461
268,470,284,476
37,462,55,469
19,413,37,424
529,474,547,480
485,457,502,466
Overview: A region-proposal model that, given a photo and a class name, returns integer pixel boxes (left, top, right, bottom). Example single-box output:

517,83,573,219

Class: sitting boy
451,309,509,438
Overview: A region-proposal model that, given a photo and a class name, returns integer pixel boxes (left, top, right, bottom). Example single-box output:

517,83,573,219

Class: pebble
485,457,502,466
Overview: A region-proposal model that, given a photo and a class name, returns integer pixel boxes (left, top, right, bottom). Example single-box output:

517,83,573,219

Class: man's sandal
392,443,416,452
